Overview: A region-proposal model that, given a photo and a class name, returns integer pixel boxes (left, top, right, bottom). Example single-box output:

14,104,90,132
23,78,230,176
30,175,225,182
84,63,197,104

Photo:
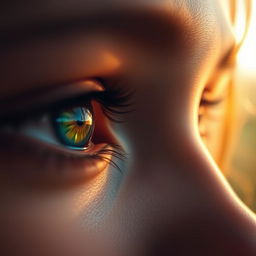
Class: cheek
93,56,255,254
0,165,123,254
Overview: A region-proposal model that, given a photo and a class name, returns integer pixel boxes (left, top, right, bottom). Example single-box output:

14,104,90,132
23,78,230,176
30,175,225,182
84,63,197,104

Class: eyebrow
0,7,190,51
0,7,192,102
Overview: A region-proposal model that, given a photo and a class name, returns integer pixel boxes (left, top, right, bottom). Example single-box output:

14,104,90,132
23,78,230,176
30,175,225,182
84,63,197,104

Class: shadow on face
0,0,255,255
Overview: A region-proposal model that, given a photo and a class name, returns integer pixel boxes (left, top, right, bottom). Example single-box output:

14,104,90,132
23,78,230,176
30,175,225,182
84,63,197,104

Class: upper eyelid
0,79,104,123
19,115,95,154
0,77,133,126
0,79,103,109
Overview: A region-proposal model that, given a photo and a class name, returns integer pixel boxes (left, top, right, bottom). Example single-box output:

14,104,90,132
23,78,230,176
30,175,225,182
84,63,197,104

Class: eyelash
0,79,132,175
93,78,134,122
87,83,132,171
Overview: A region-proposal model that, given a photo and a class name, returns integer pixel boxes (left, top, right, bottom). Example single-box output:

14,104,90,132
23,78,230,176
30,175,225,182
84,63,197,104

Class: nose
105,129,256,255
103,77,256,256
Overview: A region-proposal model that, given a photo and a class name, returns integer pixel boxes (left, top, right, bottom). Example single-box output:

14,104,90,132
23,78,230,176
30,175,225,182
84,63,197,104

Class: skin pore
0,0,256,255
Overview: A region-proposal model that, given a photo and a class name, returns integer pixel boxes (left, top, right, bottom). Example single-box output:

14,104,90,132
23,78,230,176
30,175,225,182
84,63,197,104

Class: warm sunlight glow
237,1,256,72
225,1,256,213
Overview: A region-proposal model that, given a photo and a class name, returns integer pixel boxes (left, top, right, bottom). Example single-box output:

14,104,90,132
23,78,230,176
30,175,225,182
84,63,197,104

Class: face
1,0,256,255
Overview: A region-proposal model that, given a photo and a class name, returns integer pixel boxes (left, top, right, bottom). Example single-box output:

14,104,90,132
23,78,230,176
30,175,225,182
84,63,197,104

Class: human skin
0,0,256,255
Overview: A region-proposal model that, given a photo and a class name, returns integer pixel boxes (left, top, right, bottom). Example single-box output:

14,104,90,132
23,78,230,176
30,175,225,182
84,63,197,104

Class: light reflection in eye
52,106,94,150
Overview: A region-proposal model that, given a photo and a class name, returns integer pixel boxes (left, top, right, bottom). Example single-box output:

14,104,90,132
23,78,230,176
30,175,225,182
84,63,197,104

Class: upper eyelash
199,86,226,107
0,78,133,126
0,79,130,176
200,97,224,106
91,82,134,122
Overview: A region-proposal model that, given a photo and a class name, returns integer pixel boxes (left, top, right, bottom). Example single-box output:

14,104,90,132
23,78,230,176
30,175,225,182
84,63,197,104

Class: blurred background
224,0,256,213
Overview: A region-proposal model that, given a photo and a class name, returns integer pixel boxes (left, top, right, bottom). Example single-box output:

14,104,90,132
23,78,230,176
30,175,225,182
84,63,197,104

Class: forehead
2,0,232,52
1,0,221,30
0,0,235,99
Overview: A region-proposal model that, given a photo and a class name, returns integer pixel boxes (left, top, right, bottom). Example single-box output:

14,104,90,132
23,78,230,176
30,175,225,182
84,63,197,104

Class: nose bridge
110,131,256,255
110,64,256,255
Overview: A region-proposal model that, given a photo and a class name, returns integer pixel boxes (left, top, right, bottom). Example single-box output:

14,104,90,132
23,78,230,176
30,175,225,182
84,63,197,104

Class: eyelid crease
0,79,104,124
0,77,133,127
0,79,103,112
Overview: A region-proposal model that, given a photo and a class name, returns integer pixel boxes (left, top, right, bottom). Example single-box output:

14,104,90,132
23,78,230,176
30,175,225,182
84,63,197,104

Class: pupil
76,120,84,126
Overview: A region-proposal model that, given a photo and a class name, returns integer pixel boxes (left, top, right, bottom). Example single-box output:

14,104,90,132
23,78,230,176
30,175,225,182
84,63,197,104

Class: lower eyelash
39,141,126,172
0,79,131,185
92,143,127,173
0,132,125,187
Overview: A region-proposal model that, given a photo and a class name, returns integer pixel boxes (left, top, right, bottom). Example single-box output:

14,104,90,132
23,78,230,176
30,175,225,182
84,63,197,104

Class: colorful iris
52,106,94,149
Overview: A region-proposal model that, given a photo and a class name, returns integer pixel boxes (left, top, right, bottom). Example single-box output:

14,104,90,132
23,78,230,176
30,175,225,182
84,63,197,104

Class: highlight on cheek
52,106,94,149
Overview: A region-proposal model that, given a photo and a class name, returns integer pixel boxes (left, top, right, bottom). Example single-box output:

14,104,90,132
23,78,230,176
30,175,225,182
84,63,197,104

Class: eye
0,79,130,186
14,103,96,154
52,105,94,150
198,70,232,159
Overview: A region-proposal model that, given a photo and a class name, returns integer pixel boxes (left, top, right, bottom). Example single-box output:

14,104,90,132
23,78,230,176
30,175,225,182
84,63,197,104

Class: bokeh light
226,0,256,212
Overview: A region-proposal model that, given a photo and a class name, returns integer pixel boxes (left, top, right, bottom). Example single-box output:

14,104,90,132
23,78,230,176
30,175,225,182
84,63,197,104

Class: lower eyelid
0,132,113,188
0,97,123,188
